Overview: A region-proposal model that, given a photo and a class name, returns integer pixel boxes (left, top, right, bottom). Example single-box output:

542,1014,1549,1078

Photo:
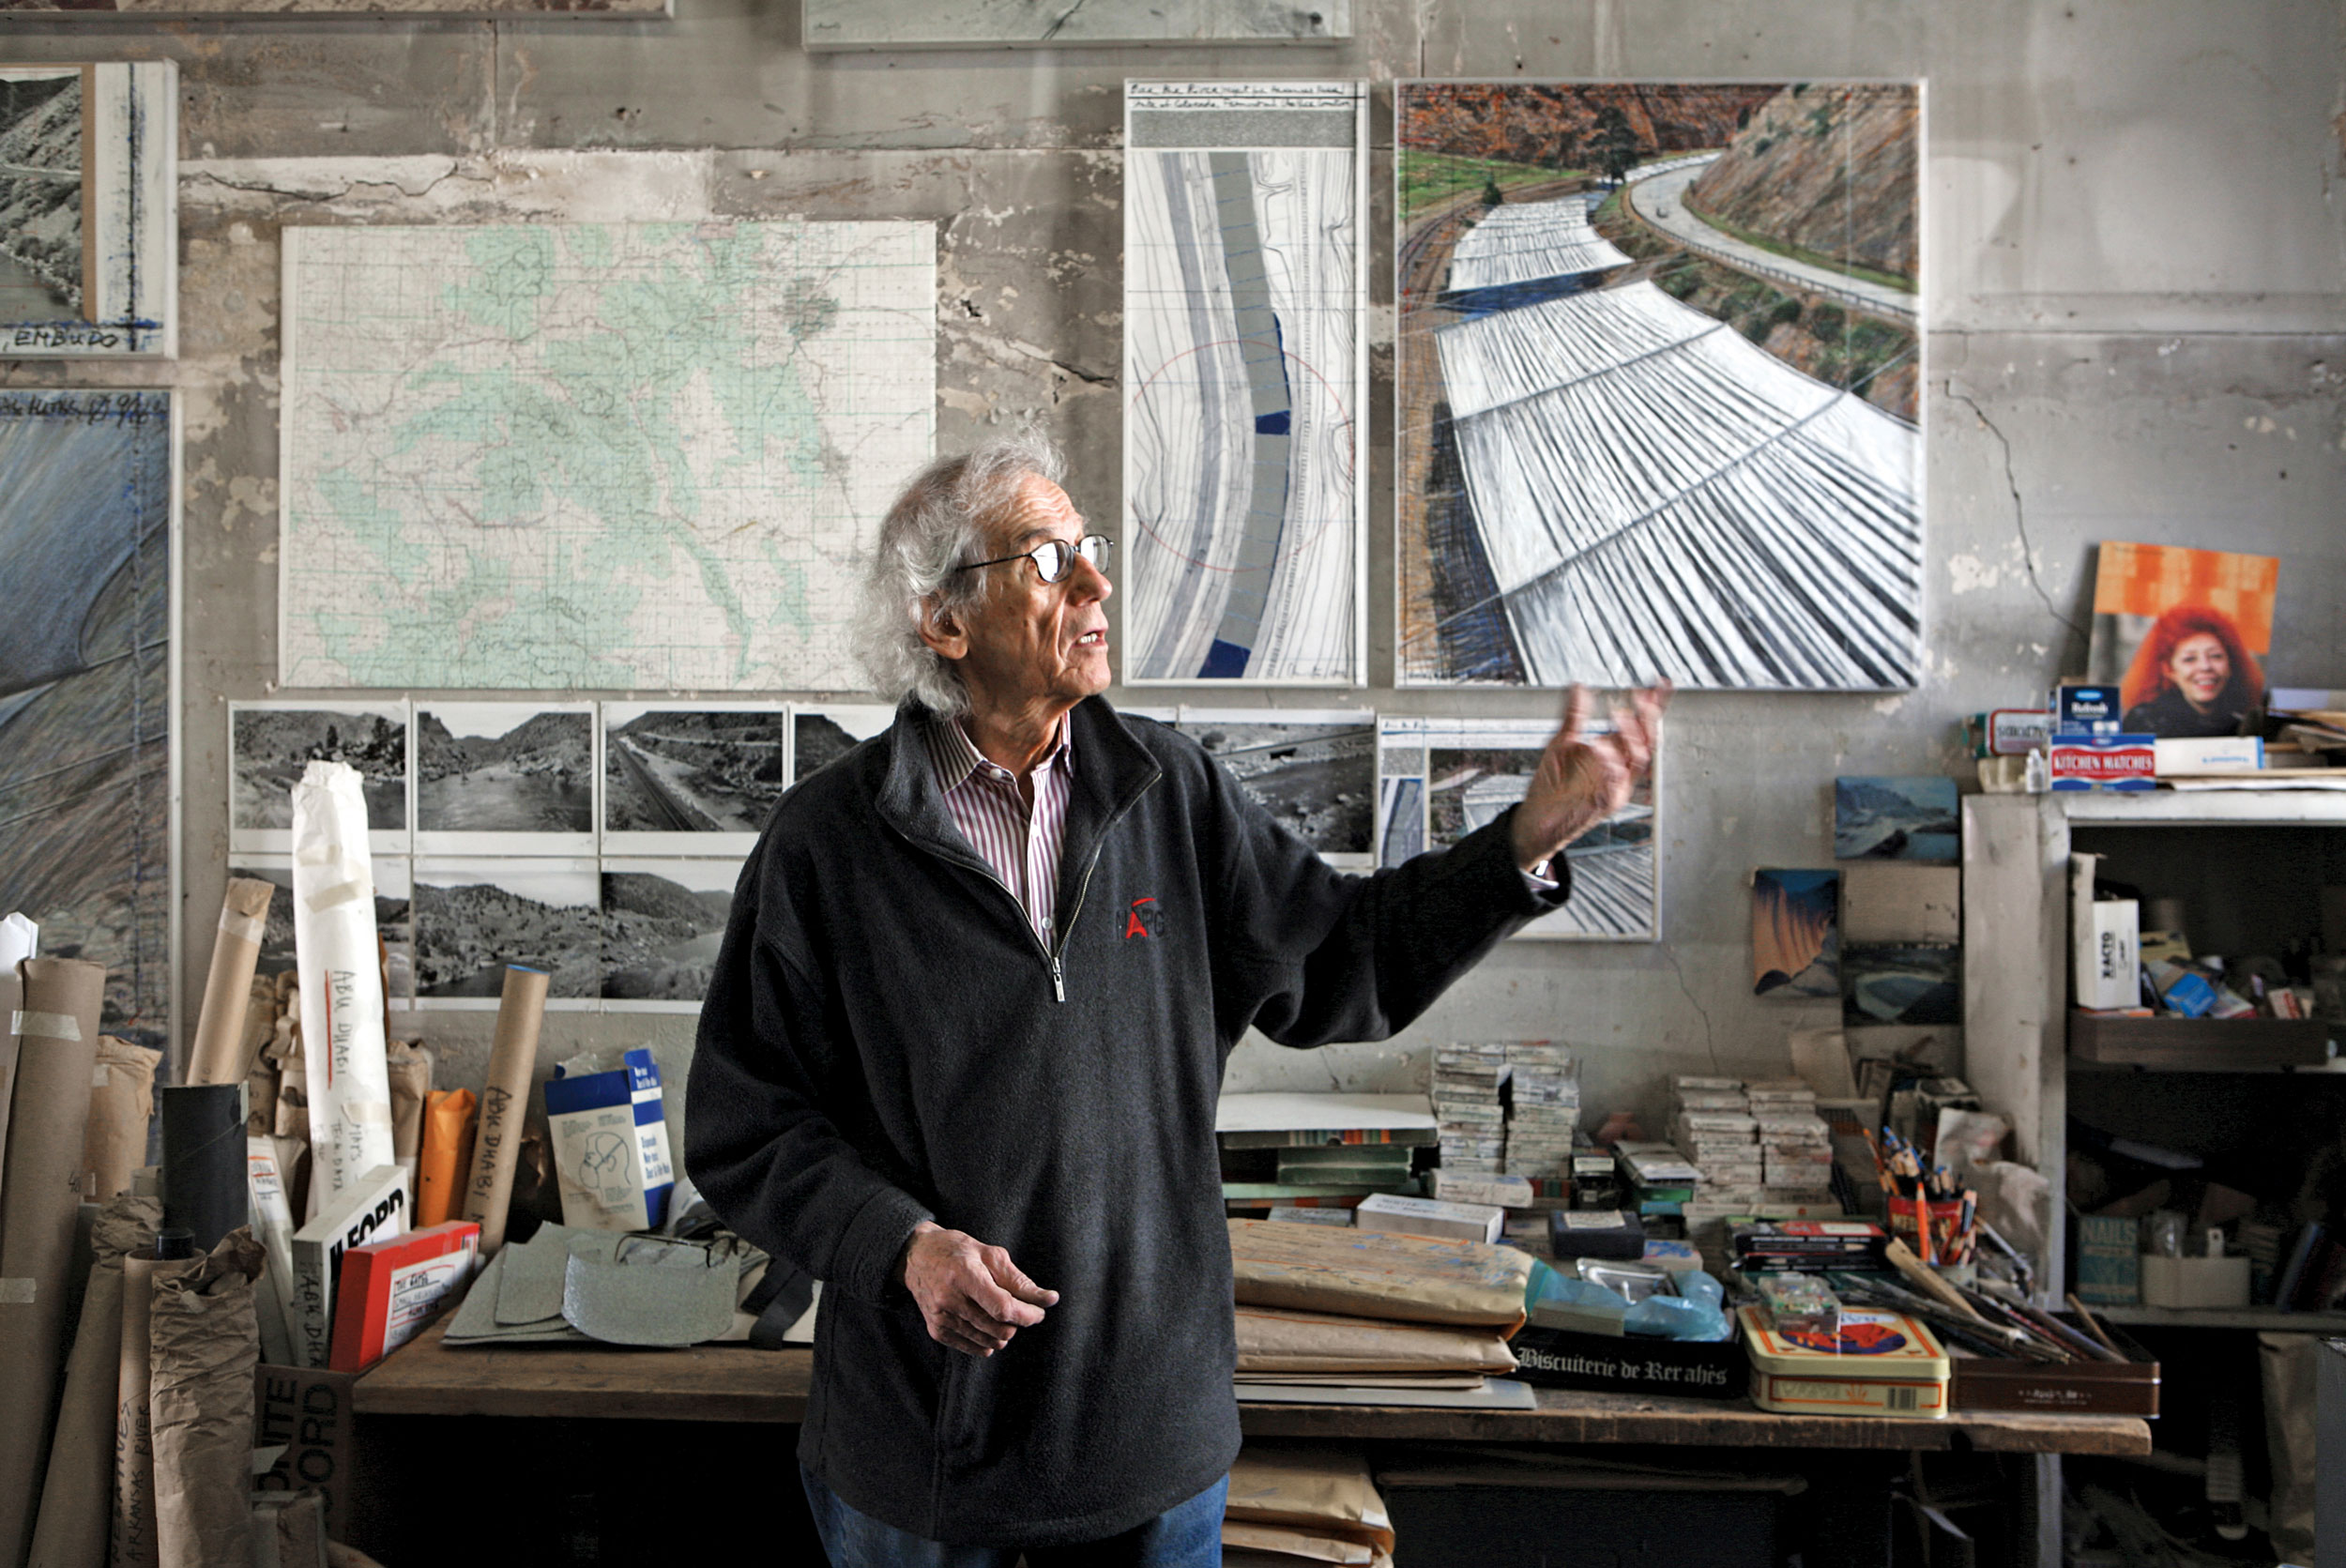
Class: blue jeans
800,1462,1226,1568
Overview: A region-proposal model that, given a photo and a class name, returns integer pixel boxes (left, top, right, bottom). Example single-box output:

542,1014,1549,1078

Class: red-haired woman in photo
2119,604,2265,738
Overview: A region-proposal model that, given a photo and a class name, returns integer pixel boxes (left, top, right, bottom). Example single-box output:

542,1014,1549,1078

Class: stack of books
1731,1219,1889,1274
1215,1092,1437,1213
1667,1076,1763,1199
1749,1079,1833,1195
1502,1043,1578,1180
1431,1043,1509,1174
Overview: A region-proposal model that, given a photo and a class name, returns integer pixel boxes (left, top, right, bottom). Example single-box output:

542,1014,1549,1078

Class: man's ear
917,593,969,663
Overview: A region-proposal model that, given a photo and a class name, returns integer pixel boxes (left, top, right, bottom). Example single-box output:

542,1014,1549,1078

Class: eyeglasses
954,534,1114,584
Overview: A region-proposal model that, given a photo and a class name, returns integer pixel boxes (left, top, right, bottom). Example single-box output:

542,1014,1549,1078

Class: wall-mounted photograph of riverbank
416,702,595,856
0,69,84,325
413,856,600,1007
601,857,739,1010
1394,81,1922,693
601,701,788,856
231,699,409,853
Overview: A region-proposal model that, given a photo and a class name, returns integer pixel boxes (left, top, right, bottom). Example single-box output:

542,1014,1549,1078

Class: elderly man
687,435,1664,1566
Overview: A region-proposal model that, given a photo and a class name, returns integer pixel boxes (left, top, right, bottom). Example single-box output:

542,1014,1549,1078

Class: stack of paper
1430,1043,1508,1174
1667,1075,1761,1196
1226,1218,1536,1411
1501,1043,1578,1179
1223,1445,1397,1568
1749,1079,1833,1193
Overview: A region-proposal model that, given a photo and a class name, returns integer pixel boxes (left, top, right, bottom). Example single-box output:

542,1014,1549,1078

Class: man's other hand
1510,682,1669,875
898,1219,1060,1357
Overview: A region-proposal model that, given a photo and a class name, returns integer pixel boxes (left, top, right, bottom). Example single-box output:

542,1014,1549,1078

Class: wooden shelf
2068,1011,2333,1070
2056,791,2346,826
2092,1304,2346,1332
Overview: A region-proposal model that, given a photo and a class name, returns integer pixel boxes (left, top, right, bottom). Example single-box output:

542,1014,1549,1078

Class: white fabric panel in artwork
1442,195,1631,294
1123,81,1364,687
1435,281,1920,691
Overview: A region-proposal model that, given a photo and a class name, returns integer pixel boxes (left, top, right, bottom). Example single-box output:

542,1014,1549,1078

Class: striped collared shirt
922,712,1074,947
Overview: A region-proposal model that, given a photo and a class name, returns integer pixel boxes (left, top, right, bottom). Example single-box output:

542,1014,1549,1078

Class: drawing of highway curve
1395,82,1922,692
602,707,790,836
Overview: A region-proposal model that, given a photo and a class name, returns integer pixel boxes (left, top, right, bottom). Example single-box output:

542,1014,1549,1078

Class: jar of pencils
1885,1195,1971,1275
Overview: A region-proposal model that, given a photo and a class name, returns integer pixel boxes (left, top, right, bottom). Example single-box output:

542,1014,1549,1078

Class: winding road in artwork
1625,157,1916,324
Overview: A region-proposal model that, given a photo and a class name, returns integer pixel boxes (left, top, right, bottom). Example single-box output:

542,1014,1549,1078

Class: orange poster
2086,542,2277,738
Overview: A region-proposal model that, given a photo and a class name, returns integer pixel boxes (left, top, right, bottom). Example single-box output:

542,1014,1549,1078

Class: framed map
1123,81,1366,686
279,221,935,692
1395,82,1922,691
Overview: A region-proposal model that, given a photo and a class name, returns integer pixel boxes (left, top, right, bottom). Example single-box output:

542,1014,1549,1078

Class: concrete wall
2,0,2339,1146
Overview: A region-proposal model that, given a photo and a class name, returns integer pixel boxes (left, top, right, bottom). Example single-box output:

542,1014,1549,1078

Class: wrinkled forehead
982,473,1083,554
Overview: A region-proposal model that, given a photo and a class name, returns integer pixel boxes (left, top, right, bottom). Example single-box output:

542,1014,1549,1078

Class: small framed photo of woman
2085,542,2277,738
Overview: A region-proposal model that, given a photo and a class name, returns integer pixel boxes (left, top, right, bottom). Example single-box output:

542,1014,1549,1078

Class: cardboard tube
0,955,107,1568
384,1042,431,1206
416,1088,477,1228
290,763,393,1204
160,1086,249,1254
114,1253,194,1568
25,1262,123,1568
186,879,277,1087
461,967,548,1257
84,1037,164,1202
0,968,22,1217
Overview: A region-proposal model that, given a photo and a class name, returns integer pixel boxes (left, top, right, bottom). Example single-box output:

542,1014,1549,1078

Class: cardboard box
2140,1254,2251,1309
2070,872,2140,1011
286,1164,407,1369
2076,1215,2141,1305
2049,736,2157,791
2156,736,2263,775
543,1047,675,1232
1355,1192,1504,1244
327,1220,480,1372
251,1365,359,1540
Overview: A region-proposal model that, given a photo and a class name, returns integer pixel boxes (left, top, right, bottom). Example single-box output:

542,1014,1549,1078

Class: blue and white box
2054,685,2124,735
543,1047,674,1232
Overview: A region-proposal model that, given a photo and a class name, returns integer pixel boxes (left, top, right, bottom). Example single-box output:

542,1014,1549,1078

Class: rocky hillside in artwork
1403,84,1778,178
416,710,589,784
1684,84,1918,283
0,73,83,316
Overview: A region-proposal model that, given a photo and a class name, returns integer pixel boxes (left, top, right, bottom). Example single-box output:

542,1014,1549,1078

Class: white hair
855,433,1068,718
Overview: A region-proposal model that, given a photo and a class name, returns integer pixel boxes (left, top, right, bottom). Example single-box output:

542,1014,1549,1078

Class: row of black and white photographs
233,699,1388,869
1374,717,1658,941
228,699,895,859
227,854,742,1015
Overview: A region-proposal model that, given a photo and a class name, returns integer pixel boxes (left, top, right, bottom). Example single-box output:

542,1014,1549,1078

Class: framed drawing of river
1394,81,1922,691
0,62,173,357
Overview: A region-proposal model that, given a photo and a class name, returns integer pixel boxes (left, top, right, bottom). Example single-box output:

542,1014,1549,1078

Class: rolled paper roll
460,966,548,1256
416,1088,478,1228
185,878,278,1087
114,1252,195,1568
160,1087,249,1255
290,763,393,1204
0,956,106,1568
84,1036,163,1203
25,1261,125,1568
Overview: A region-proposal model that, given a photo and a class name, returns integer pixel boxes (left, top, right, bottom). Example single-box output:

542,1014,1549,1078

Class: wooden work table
360,1317,2151,1456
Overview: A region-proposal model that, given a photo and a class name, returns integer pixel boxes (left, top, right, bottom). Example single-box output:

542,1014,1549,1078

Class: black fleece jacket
685,696,1567,1546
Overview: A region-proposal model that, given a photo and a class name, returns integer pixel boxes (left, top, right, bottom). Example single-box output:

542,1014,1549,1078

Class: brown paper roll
186,879,279,1088
84,1037,164,1202
460,967,548,1256
0,955,108,1568
0,968,21,1216
25,1262,124,1568
385,1042,432,1202
114,1253,194,1568
150,1230,265,1568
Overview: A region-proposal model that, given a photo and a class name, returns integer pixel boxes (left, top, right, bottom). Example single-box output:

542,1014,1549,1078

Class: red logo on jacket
1124,897,1158,939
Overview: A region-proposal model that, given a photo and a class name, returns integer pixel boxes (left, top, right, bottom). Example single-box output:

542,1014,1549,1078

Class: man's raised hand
1509,682,1669,875
899,1219,1059,1358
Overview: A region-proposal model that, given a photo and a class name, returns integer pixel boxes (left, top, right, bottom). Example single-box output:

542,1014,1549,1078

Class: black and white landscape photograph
0,69,84,327
1173,709,1374,865
602,702,788,854
412,858,600,1005
791,706,895,784
230,855,415,1003
602,858,741,1009
416,703,595,854
231,701,408,851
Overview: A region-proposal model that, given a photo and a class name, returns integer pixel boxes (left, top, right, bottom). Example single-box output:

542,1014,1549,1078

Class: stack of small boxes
1502,1043,1578,1183
1667,1076,1763,1202
1431,1043,1509,1174
1750,1078,1834,1197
